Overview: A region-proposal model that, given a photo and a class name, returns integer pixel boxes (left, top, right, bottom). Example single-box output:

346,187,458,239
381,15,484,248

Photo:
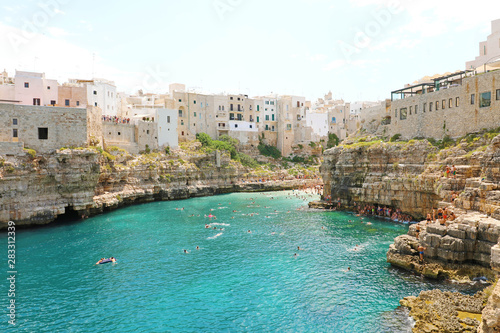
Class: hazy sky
1,0,499,102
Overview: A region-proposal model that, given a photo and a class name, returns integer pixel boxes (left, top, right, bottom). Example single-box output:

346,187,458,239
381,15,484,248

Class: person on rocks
452,165,457,179
437,208,444,224
426,213,432,224
445,165,450,178
418,245,426,262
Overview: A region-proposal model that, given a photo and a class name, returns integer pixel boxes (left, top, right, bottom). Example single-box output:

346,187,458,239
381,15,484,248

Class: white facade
70,78,118,116
14,71,58,106
305,110,329,138
156,108,178,149
466,19,500,71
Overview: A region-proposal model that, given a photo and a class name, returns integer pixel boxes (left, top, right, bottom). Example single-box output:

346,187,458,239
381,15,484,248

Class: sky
1,0,499,102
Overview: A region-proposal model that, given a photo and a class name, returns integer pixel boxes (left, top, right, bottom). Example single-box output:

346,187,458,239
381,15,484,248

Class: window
249,125,253,129
237,97,240,101
93,90,97,95
471,94,475,105
442,100,446,109
234,124,238,128
178,110,183,117
429,102,433,112
455,97,459,107
265,115,269,121
95,102,97,107
265,101,269,105
394,109,398,118
194,112,196,117
13,129,18,138
222,106,224,111
435,101,439,110
272,114,275,121
400,107,407,120
51,100,56,106
272,125,275,131
147,130,150,134
193,100,196,104
24,82,29,88
167,116,171,123
13,118,17,125
480,92,491,108
249,105,252,110
219,105,221,111
118,132,121,136
414,105,417,114
33,98,40,106
333,117,336,123
47,86,51,90
230,97,233,100
76,101,80,106
257,105,260,111
265,125,269,130
409,106,412,115
423,103,427,112
496,89,500,100
38,128,48,140
65,99,70,106
230,104,234,111
270,101,274,105
181,120,184,125
182,131,184,136
287,124,292,130
257,116,259,123
449,99,452,108
179,99,182,102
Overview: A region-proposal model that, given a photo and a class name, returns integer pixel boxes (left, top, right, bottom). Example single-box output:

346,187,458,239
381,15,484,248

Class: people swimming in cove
184,249,189,254
96,257,116,265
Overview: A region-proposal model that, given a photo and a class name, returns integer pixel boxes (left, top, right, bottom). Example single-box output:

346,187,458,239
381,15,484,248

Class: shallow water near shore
1,191,486,332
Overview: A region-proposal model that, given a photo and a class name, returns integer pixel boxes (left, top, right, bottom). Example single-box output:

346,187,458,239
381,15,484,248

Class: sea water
0,191,485,332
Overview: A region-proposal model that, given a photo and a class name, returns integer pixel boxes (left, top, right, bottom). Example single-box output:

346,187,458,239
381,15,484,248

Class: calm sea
0,191,483,332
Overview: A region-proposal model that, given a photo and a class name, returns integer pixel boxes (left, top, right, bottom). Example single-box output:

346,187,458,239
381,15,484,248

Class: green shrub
298,144,304,149
164,146,170,155
24,148,36,158
238,153,259,168
390,134,401,142
327,133,340,148
258,144,282,159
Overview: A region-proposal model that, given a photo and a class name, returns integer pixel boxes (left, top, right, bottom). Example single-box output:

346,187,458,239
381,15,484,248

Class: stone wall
0,104,90,153
388,70,500,140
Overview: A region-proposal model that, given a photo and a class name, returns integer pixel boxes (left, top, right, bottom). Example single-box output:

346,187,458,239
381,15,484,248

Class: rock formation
0,146,320,229
320,133,500,332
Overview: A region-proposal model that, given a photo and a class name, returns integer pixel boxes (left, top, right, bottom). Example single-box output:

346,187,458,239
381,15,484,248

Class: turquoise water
1,191,484,332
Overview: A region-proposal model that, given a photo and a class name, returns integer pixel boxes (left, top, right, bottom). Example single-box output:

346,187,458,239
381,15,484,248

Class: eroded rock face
401,289,485,333
0,148,321,229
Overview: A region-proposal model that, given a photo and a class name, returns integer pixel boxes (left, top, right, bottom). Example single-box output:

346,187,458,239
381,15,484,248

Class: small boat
96,258,116,265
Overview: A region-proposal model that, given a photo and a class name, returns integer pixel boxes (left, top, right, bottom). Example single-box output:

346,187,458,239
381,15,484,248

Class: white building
156,108,178,149
466,19,500,71
305,110,329,140
69,78,118,116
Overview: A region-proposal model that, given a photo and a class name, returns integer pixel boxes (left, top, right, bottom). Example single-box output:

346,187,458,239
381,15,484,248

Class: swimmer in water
247,230,251,233
184,249,188,254
196,246,200,250
297,246,302,251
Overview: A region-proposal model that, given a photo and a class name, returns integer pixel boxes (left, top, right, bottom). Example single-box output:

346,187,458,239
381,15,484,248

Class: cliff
0,145,320,229
320,133,500,332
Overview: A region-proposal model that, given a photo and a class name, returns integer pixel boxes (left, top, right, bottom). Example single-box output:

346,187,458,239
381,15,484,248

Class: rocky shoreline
0,147,321,230
319,134,500,332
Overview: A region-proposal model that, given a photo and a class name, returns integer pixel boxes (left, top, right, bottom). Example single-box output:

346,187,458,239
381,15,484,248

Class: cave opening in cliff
53,205,83,225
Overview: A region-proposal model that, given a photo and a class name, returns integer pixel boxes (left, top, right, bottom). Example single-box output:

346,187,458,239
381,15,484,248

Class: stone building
0,104,102,153
386,70,500,139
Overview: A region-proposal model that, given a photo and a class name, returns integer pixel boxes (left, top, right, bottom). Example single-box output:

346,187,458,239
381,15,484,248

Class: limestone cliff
320,133,500,332
0,145,320,229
